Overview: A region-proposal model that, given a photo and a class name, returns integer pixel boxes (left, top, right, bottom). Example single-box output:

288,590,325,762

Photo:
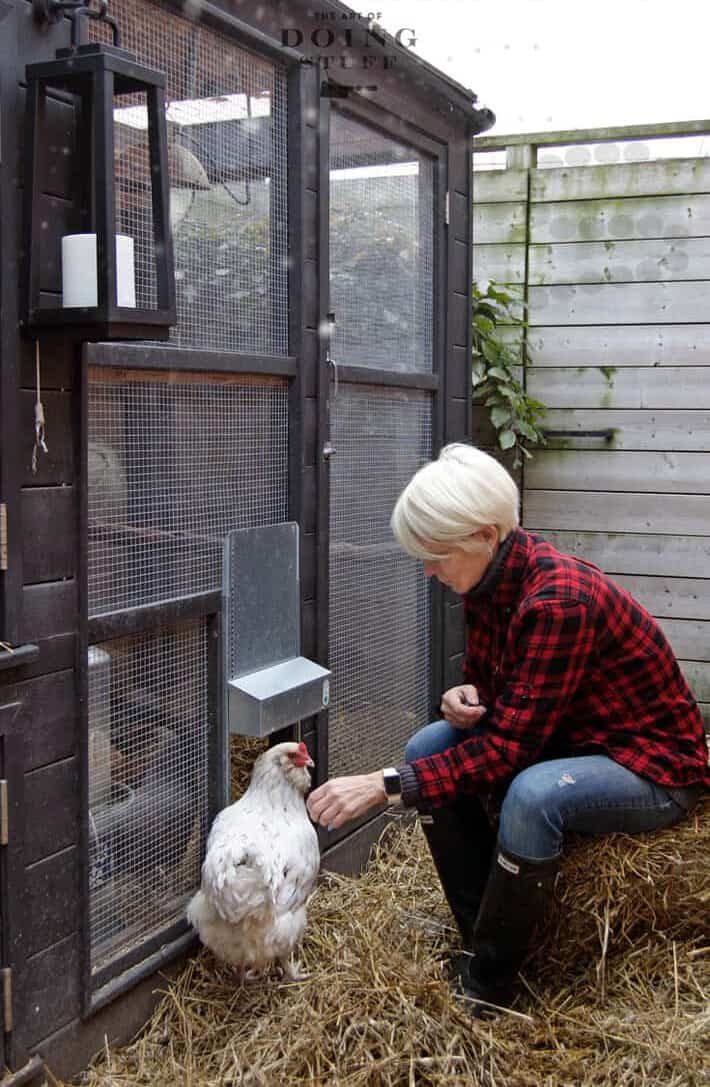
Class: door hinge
2,968,12,1033
0,503,7,571
0,780,8,845
444,190,450,225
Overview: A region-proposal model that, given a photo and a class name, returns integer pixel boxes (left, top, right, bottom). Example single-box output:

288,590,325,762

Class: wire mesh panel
329,111,434,371
93,0,289,353
328,387,433,777
88,370,288,616
88,620,209,972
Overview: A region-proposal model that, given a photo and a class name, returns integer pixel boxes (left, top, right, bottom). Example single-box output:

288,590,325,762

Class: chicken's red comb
297,741,308,754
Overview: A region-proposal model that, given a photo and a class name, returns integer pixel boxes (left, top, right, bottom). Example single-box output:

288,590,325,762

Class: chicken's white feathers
187,742,319,973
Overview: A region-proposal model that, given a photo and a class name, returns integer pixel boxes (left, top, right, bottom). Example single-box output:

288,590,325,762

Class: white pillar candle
61,233,136,309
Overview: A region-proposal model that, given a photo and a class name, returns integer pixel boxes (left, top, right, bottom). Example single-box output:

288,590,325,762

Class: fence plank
473,202,528,244
524,490,710,536
613,575,710,621
473,244,526,284
474,169,528,202
529,282,710,326
531,158,710,202
527,366,710,409
529,237,710,285
538,530,710,579
530,193,710,242
528,324,710,366
678,661,710,701
539,409,710,451
525,450,710,493
656,618,710,661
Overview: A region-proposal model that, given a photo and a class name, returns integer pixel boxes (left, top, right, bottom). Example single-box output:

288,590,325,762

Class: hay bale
73,797,709,1087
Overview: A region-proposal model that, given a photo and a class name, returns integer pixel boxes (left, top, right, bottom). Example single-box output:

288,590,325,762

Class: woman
307,443,708,1015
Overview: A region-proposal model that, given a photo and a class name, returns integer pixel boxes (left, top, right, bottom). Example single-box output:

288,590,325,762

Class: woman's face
421,532,497,595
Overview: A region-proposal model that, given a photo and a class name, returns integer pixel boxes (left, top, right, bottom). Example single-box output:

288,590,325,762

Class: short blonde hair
390,443,520,560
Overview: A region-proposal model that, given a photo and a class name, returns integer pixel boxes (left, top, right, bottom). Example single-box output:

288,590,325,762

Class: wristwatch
382,767,403,804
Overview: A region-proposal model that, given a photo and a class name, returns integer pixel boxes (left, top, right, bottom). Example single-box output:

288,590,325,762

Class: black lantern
24,1,176,340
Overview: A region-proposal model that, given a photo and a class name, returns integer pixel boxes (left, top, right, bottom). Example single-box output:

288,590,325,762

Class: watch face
383,769,402,797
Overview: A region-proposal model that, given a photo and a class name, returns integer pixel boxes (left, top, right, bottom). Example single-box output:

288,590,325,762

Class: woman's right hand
440,684,487,728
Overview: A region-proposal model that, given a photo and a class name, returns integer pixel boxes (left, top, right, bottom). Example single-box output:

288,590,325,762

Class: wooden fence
473,121,710,725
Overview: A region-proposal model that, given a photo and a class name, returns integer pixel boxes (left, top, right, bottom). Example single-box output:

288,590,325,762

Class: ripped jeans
404,720,699,862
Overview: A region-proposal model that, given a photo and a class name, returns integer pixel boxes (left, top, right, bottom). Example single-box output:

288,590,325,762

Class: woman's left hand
307,772,386,829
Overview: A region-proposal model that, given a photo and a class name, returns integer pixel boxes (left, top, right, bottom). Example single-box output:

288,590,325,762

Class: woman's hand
440,684,487,728
306,771,386,830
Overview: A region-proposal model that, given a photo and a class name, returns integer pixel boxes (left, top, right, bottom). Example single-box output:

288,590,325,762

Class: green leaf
482,341,501,364
499,429,517,450
473,315,495,335
486,366,509,381
516,420,539,441
490,405,511,428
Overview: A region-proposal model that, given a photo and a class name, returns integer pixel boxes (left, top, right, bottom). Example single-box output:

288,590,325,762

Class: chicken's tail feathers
186,888,218,931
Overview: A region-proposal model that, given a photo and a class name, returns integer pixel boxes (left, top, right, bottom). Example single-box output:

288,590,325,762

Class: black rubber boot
455,844,559,1017
417,794,496,949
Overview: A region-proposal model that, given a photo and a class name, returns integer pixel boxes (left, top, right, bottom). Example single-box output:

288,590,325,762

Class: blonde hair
390,443,520,560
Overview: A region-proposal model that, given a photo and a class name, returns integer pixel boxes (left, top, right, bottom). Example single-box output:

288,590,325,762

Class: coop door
326,109,437,800
86,368,288,992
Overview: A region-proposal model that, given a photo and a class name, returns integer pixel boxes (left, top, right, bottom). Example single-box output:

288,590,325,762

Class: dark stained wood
19,338,74,392
304,188,318,261
0,700,30,1069
445,600,465,658
16,934,81,1053
88,590,221,643
5,670,76,770
302,465,317,535
451,237,469,293
85,342,297,377
302,599,316,660
22,581,78,640
0,0,23,644
21,486,76,584
23,847,79,957
0,634,75,684
336,365,439,391
450,291,470,350
20,390,74,486
304,396,318,465
449,135,474,195
28,952,189,1083
446,399,468,441
445,651,465,691
448,346,469,400
300,533,316,602
23,757,79,866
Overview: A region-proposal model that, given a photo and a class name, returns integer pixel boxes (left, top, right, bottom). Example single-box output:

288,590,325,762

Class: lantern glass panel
114,89,157,311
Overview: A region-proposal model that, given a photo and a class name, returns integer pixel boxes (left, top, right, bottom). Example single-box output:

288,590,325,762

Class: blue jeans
405,720,694,862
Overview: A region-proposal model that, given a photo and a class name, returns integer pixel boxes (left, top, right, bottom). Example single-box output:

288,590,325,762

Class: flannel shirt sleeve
406,599,595,807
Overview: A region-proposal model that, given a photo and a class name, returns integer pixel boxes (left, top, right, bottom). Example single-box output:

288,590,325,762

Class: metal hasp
223,524,331,738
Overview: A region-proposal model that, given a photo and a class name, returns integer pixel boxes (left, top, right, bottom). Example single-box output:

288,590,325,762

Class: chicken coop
0,0,491,1080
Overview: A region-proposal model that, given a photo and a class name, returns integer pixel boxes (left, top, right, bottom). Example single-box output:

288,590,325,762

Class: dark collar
466,527,533,609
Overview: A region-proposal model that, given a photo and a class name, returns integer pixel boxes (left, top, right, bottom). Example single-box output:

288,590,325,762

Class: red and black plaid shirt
401,528,709,808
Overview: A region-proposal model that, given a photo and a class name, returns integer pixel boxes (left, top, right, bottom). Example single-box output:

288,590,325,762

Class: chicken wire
88,620,209,972
88,370,289,616
329,111,434,372
94,0,289,353
328,387,433,778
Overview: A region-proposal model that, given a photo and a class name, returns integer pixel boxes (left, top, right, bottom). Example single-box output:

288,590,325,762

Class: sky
375,0,709,137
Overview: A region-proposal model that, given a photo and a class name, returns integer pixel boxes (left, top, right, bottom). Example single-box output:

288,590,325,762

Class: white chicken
187,741,320,980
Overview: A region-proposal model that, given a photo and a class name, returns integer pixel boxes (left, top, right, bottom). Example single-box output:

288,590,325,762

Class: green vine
472,281,547,469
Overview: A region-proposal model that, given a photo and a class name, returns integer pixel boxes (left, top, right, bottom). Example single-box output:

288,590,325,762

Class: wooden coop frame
0,0,492,1080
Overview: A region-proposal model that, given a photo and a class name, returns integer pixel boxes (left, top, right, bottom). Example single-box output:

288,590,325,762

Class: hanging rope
31,340,49,475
